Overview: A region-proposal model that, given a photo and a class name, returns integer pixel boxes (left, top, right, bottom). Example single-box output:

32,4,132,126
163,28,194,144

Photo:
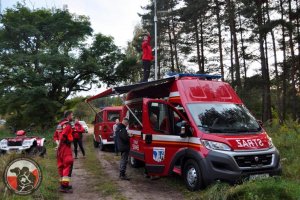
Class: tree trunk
266,0,282,123
194,19,202,72
215,0,225,81
200,17,205,73
170,7,180,72
238,6,247,80
280,0,287,121
230,32,235,85
167,20,175,72
227,0,241,92
288,0,297,120
257,1,272,122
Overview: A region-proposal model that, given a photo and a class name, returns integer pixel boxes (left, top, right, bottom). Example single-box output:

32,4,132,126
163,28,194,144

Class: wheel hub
187,167,197,187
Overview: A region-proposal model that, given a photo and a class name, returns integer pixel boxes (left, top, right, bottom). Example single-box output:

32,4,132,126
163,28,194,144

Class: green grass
0,128,61,200
82,135,126,200
163,121,300,200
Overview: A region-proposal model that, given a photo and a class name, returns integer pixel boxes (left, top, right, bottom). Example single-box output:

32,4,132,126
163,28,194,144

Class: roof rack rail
166,73,222,80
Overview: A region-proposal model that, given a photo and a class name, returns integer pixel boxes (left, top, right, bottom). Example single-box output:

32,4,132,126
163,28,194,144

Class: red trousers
57,143,73,186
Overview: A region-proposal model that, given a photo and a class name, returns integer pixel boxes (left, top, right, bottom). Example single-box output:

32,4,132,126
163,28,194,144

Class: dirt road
63,129,185,200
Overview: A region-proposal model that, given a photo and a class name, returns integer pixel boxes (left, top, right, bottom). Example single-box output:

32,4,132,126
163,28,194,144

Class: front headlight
22,140,33,146
201,140,231,151
267,136,274,148
0,139,8,147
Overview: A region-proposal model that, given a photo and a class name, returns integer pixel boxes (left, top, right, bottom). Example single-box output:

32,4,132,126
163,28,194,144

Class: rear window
127,103,143,130
107,111,121,122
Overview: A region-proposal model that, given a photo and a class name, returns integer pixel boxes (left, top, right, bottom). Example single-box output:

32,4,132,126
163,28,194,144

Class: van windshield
187,103,261,134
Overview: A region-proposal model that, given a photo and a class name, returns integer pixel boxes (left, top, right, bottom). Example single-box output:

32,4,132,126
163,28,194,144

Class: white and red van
87,74,281,190
91,106,122,150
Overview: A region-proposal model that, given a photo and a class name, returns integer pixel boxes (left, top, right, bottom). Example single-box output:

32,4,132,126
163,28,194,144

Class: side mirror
179,121,190,138
257,120,263,127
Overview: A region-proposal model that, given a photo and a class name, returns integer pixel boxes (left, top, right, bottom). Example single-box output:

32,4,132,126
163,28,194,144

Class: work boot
119,173,130,181
59,185,73,193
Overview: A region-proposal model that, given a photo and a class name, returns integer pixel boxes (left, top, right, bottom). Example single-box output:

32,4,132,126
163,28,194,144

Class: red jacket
59,120,73,144
142,35,153,61
73,122,85,139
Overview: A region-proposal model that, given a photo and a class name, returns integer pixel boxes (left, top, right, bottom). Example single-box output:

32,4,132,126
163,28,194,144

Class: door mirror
179,121,191,138
257,120,263,127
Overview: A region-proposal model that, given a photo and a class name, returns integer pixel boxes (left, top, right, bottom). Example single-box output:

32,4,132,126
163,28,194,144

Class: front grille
234,154,273,168
8,141,22,146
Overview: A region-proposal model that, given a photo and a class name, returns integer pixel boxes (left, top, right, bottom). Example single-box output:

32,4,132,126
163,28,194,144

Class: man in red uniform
56,111,74,193
73,118,85,159
141,31,153,82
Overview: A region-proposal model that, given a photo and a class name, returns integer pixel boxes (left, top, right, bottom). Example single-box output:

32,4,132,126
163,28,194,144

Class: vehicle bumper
0,146,31,154
199,147,282,185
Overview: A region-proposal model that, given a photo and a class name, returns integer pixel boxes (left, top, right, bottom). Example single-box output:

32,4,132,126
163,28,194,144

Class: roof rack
166,73,222,80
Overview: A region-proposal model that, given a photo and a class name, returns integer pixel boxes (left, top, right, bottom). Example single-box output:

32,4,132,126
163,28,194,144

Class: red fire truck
86,74,281,191
91,106,122,150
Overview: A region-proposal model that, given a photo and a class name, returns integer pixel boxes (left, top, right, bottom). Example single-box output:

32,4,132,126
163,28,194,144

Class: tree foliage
0,4,126,128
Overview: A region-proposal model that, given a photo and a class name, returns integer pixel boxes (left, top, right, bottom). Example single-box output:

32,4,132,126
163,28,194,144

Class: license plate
249,173,269,180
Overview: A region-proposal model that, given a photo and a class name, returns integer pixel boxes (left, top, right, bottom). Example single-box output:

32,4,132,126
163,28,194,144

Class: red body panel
93,106,122,143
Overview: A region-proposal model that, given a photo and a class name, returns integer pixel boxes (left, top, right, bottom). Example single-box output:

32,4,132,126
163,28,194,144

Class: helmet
16,130,26,136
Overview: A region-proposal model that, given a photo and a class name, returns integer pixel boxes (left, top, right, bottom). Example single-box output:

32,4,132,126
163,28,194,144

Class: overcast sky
1,0,150,48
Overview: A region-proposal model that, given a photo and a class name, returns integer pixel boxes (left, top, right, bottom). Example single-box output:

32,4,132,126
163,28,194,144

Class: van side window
107,111,120,122
95,112,103,123
149,102,183,135
127,103,143,130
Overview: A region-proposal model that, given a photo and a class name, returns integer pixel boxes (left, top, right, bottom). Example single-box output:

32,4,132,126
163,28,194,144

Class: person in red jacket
56,111,74,193
141,31,154,82
73,118,85,159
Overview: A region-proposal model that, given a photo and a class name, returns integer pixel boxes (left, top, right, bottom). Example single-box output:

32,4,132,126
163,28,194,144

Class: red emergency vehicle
86,74,281,191
91,106,122,150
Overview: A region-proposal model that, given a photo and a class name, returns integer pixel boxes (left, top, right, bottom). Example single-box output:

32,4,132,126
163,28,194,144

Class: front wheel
130,156,144,168
93,138,99,148
183,159,203,191
99,138,105,151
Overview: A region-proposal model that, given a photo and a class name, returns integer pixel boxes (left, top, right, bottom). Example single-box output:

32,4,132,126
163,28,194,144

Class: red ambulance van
92,106,122,150
87,74,281,190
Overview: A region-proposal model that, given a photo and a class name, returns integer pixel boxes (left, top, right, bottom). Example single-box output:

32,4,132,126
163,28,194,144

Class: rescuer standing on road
141,31,153,82
116,118,130,180
73,118,86,159
56,111,74,193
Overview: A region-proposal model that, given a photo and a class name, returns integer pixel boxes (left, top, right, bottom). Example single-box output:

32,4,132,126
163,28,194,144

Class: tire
28,146,39,156
38,146,47,157
93,139,99,148
99,138,105,151
183,159,203,191
130,156,144,168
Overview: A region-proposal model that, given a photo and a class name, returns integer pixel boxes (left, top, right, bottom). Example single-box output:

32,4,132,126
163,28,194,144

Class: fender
168,147,205,175
38,138,46,146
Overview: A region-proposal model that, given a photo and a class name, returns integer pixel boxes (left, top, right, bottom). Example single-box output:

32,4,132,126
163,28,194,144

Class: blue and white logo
153,147,165,162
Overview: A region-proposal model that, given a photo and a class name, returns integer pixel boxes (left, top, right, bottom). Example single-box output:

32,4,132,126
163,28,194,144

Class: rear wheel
183,159,203,191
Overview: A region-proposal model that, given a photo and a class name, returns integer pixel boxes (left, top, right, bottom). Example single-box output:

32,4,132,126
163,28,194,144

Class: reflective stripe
62,176,70,182
142,134,201,145
128,130,142,135
169,91,180,97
